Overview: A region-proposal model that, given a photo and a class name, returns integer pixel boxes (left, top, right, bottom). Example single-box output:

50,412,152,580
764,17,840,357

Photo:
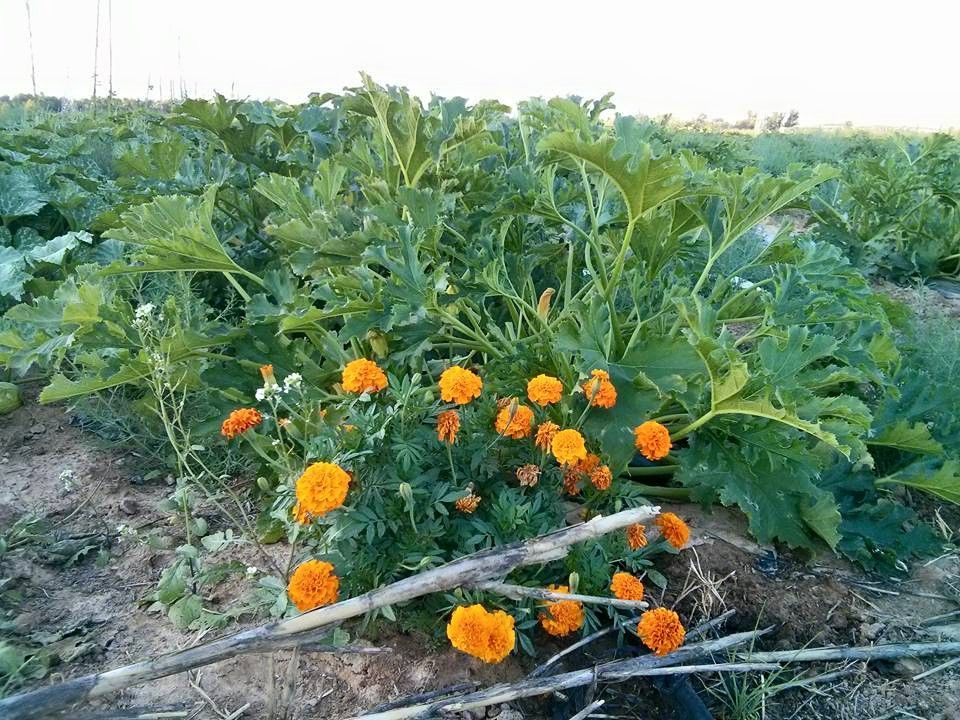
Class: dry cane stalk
0,505,660,720
351,628,773,720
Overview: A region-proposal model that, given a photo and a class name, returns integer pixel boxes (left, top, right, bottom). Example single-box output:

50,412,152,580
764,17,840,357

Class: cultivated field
1,83,959,719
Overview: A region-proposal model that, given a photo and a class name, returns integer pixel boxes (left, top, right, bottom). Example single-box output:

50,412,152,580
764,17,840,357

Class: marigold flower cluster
610,571,645,601
626,523,648,550
446,604,516,663
455,491,481,513
634,420,672,461
295,462,351,516
637,607,685,655
287,559,339,611
220,408,262,439
589,464,613,491
342,358,388,394
535,421,559,451
436,409,460,444
439,366,483,405
526,374,563,406
551,428,588,466
516,463,541,487
494,402,534,439
538,585,584,637
582,369,617,408
655,512,690,549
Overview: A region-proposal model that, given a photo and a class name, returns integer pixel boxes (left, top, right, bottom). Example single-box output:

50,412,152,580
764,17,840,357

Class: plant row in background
0,81,957,660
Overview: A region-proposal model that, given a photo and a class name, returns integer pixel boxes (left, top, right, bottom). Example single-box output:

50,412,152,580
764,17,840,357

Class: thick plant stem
627,481,691,502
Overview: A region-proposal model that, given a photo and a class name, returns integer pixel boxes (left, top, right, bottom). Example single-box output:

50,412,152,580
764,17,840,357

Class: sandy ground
2,388,959,719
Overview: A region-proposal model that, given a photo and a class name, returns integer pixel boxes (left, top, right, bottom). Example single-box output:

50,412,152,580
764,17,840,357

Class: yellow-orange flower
437,410,461,445
539,585,584,637
287,559,339,612
582,369,617,408
516,464,541,487
626,523,648,550
446,604,516,663
295,462,351,516
291,502,311,524
637,607,685,655
590,464,613,491
574,453,600,476
655,512,690,549
221,408,262,439
610,572,645,601
259,364,276,385
527,374,563,406
439,366,483,405
633,421,672,461
535,421,560,452
494,403,534,439
342,358,388,394
551,429,588,466
456,492,481,513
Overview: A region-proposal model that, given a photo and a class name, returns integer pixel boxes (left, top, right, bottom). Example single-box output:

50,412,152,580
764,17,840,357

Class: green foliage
810,134,960,280
0,82,951,626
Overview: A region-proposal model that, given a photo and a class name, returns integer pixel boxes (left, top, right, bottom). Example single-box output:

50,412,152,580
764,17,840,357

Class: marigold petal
633,421,672,461
637,607,685,655
551,429,588,466
527,374,563,406
655,512,690,549
221,408,262,439
342,358,388,394
287,559,339,612
295,462,351,516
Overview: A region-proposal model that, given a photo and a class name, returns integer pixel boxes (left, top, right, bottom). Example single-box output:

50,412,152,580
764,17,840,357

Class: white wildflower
283,373,303,391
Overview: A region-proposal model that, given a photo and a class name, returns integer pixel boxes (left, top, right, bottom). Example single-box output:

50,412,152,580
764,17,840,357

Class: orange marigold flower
539,585,584,637
574,453,601,476
221,408,262,439
633,421,672,461
341,358,388,394
455,492,481,514
259,364,277,385
535,421,560,452
446,604,516,663
494,402,534,439
287,559,339,612
551,429,588,466
590,464,613,491
626,523,648,550
439,366,483,405
637,607,685,655
610,571,645,601
295,462,351,516
582,369,617,408
527,374,563,406
291,502,311,525
655,512,690,549
516,464,541,487
436,410,461,445
562,466,582,496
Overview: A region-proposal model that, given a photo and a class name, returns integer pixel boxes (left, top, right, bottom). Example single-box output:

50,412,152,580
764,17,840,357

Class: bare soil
2,389,959,719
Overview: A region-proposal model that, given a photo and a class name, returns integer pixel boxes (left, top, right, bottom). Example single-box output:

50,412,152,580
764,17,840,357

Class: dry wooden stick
567,698,605,720
737,641,960,664
0,505,660,720
352,627,771,720
476,581,649,610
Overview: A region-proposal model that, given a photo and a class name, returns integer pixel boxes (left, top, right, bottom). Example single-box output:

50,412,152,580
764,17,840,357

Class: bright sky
1,0,957,129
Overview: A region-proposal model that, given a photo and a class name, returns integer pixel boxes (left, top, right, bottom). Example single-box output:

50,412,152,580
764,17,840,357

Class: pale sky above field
1,0,957,129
